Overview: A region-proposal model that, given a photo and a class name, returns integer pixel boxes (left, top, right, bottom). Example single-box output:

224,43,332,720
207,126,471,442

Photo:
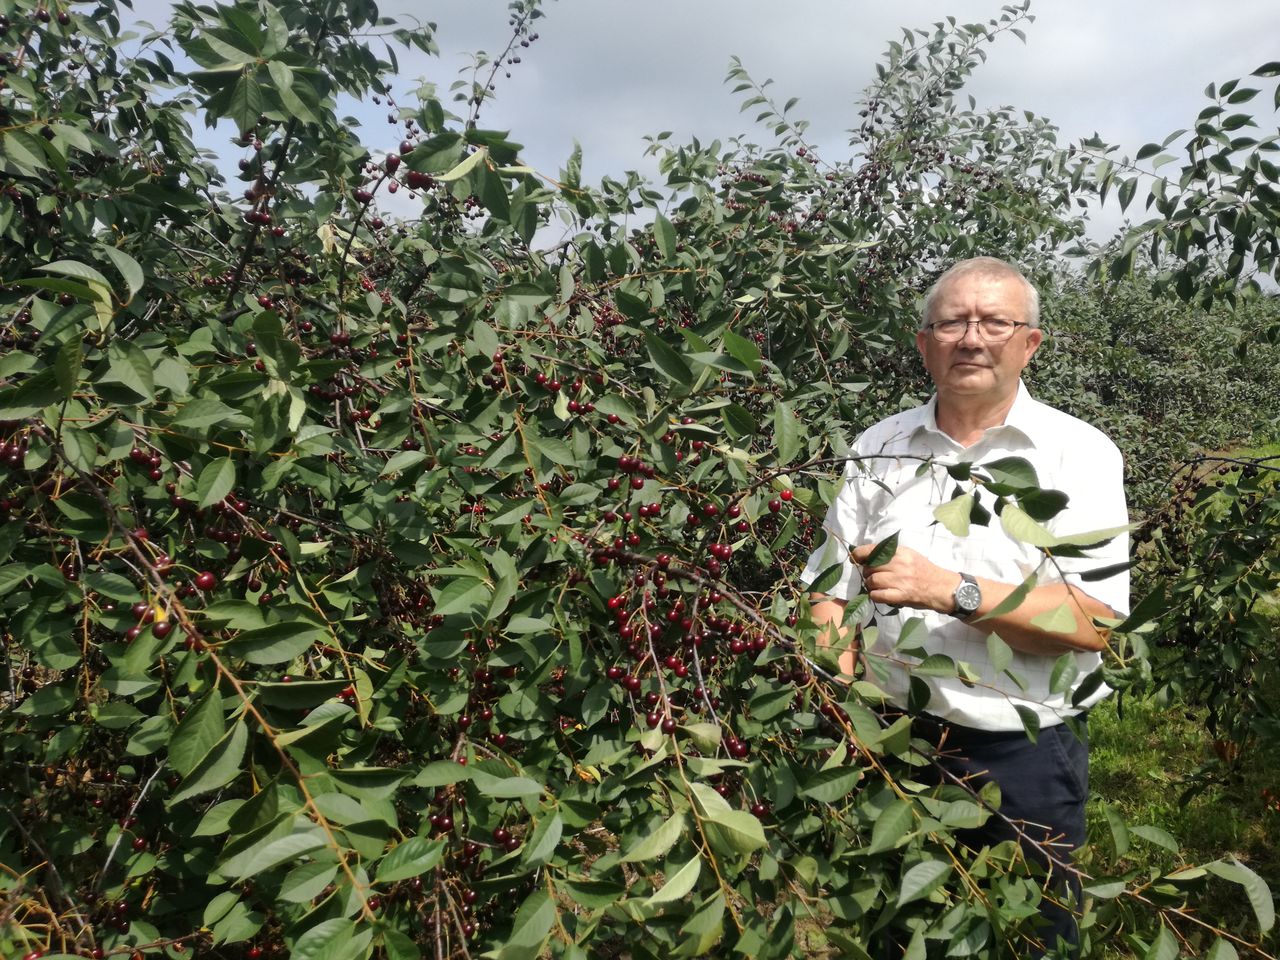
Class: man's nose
958,320,984,347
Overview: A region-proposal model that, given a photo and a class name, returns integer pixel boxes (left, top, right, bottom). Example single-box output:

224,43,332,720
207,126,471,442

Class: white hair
919,257,1041,330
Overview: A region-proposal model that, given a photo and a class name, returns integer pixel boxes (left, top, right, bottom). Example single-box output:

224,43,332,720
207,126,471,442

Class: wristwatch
951,572,982,619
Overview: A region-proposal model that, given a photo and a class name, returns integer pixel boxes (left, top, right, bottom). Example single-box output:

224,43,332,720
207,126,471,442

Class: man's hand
850,542,959,614
851,542,1116,655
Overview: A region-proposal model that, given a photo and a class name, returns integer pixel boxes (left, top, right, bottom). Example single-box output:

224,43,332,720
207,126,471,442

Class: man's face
914,272,1042,402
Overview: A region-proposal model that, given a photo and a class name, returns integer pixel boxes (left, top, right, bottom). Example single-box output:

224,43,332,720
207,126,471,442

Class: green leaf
799,766,862,804
169,720,249,804
98,245,144,298
266,60,315,122
773,399,799,465
431,577,490,617
227,68,266,134
291,918,357,960
1205,857,1273,931
1102,804,1130,858
680,891,726,952
703,807,767,855
1048,654,1079,695
496,888,556,960
411,761,471,788
38,259,112,290
1144,926,1178,960
621,812,685,862
721,329,761,376
173,397,242,429
808,562,844,595
896,859,951,907
1029,602,1078,635
980,456,1039,489
54,337,84,398
867,799,913,854
196,457,237,508
226,620,326,665
645,854,701,906
933,493,972,537
1001,504,1129,549
986,633,1012,674
170,688,226,777
1013,705,1040,744
1130,824,1180,853
689,782,766,854
521,811,563,870
1083,879,1129,899
231,827,327,882
105,341,155,401
1206,937,1240,960
476,164,511,221
380,449,428,476
279,862,339,904
468,767,542,799
375,836,446,884
865,531,899,567
436,146,487,182
643,331,693,386
61,425,97,473
653,212,678,262
974,572,1037,622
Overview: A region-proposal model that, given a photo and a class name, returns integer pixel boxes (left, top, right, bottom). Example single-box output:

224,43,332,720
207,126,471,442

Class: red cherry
780,489,793,501
767,499,782,513
194,571,217,591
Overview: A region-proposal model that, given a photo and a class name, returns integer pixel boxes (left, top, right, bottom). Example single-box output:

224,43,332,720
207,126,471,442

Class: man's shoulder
1021,394,1122,460
853,403,930,453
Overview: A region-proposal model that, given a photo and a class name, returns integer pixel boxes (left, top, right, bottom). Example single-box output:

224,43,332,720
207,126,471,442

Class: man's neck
934,388,1019,448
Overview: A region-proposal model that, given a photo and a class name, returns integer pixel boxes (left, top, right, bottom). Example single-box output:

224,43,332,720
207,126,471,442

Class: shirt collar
912,379,1041,447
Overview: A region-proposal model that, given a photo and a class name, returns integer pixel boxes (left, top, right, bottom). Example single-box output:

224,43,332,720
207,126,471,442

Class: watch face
956,581,982,613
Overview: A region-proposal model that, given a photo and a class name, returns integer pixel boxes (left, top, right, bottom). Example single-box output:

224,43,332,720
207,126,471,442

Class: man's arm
809,594,859,677
849,544,1115,655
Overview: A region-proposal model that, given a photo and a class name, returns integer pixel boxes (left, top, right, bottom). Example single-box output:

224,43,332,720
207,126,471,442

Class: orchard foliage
1,1,1278,958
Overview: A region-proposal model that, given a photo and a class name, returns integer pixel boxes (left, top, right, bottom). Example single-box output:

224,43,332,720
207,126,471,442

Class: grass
1086,690,1280,953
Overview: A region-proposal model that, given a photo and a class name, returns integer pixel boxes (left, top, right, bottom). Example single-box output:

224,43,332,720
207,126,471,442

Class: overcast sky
128,0,1279,240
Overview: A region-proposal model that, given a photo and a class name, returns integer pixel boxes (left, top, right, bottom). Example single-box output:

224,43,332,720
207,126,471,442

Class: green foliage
1088,692,1280,953
1130,457,1280,748
1030,278,1280,512
0,0,1277,958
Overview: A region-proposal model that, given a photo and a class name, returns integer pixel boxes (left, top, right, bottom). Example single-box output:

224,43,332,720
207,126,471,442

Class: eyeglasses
926,319,1029,343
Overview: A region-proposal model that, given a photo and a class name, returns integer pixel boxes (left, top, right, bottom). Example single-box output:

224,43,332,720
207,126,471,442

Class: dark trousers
915,714,1089,958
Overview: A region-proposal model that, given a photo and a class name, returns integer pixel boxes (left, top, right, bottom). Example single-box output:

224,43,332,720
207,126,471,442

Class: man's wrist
935,571,964,614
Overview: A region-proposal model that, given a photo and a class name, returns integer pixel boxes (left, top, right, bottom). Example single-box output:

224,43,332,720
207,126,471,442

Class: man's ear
1024,327,1043,364
915,329,928,359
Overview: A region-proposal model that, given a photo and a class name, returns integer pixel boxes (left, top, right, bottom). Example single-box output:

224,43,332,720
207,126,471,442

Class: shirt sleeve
1049,438,1130,616
800,457,867,603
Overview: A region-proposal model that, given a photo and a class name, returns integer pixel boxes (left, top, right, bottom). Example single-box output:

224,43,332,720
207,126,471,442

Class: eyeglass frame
924,318,1032,343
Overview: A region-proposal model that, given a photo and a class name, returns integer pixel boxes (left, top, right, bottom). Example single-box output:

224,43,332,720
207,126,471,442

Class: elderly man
802,257,1129,955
